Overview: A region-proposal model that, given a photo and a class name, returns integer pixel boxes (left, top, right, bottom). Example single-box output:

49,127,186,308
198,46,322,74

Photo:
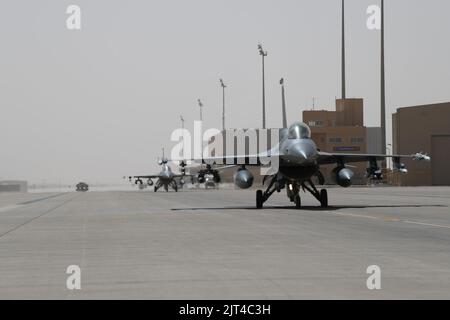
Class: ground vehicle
76,182,89,192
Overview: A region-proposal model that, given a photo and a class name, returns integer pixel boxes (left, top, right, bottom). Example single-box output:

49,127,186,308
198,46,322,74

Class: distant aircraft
126,149,192,192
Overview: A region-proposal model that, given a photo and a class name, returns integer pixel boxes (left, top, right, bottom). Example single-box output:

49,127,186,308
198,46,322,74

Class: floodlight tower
258,43,268,129
180,115,185,159
220,79,226,132
280,78,287,128
380,0,387,158
197,99,203,122
341,0,346,99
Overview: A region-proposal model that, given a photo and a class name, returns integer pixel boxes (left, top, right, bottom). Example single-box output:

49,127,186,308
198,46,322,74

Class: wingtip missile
413,152,431,161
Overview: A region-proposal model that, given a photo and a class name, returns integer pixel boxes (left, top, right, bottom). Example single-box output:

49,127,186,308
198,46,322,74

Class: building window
351,137,364,144
308,120,324,127
329,137,342,143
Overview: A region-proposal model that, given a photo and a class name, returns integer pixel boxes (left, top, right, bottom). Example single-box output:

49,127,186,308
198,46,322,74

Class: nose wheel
294,194,301,208
256,190,263,209
319,189,328,208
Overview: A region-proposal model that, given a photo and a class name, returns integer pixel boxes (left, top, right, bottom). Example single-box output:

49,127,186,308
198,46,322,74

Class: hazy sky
1,0,449,184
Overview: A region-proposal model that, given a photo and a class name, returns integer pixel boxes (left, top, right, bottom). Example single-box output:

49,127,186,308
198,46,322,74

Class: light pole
380,0,386,166
386,143,392,170
280,78,287,128
220,79,226,132
341,0,346,99
386,143,392,184
197,99,203,160
197,99,203,122
258,44,268,129
180,115,185,159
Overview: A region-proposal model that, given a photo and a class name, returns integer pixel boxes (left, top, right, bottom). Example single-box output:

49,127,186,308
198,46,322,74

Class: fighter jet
127,150,191,192
188,122,431,208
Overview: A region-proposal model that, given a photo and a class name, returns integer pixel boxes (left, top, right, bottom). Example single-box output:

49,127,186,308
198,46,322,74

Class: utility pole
220,79,226,132
258,44,268,129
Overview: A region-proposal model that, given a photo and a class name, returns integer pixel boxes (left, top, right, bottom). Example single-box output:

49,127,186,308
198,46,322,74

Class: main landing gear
256,176,328,209
301,180,328,208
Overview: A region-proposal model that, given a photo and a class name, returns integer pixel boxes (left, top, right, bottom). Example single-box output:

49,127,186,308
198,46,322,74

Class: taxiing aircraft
188,122,431,208
127,150,191,192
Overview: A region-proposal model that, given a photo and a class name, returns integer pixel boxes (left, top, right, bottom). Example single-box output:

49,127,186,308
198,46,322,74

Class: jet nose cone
288,143,316,163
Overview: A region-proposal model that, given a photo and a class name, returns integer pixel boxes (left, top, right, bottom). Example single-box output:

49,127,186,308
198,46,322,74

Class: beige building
392,102,450,186
303,98,381,184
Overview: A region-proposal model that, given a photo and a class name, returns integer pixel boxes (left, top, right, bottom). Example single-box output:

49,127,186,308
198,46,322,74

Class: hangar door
431,135,450,186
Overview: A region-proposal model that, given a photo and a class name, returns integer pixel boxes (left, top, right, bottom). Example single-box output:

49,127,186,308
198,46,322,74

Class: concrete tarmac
0,187,449,299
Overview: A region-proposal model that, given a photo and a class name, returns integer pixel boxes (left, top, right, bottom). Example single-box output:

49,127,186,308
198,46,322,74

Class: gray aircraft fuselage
278,137,319,181
154,163,179,192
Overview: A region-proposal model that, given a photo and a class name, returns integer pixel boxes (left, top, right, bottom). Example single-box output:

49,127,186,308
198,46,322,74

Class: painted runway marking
0,194,66,213
403,220,450,230
0,194,80,240
326,211,450,230
0,204,23,213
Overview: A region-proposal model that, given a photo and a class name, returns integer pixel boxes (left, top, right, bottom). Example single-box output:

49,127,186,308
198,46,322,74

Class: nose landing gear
255,177,328,209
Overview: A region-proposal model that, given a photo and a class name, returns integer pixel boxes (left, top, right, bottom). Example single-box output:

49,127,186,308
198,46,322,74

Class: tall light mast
220,79,226,132
258,44,268,129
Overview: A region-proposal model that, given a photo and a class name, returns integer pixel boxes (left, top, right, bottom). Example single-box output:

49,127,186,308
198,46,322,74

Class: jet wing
190,155,267,166
183,148,280,167
172,174,194,178
316,151,430,165
128,175,159,179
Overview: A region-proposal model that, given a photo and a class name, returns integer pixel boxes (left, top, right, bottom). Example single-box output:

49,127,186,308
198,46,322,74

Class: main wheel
154,186,158,192
320,189,328,208
256,190,264,209
294,194,301,209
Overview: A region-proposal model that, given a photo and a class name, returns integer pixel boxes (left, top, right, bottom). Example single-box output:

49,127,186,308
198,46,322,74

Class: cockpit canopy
288,122,311,139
